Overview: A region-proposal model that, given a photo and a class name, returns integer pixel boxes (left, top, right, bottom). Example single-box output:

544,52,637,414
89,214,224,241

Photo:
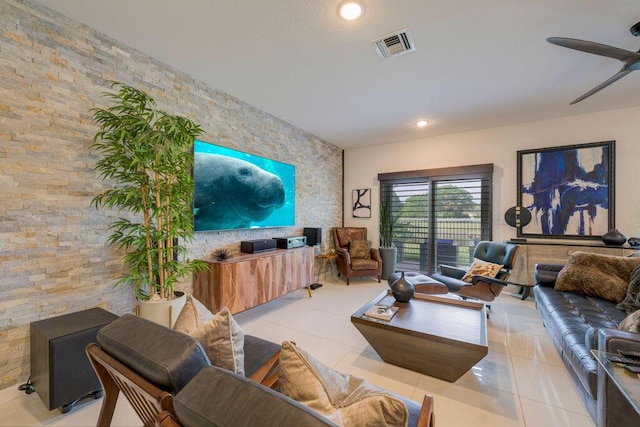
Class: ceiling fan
547,21,640,105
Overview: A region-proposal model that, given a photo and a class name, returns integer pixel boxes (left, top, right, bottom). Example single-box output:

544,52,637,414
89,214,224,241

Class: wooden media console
194,246,315,314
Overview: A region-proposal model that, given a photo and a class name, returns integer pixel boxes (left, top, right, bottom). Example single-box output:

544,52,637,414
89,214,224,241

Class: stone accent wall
0,0,343,389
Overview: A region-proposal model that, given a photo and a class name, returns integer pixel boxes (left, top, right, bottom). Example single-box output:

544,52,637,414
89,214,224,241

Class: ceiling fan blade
569,68,632,104
547,37,637,62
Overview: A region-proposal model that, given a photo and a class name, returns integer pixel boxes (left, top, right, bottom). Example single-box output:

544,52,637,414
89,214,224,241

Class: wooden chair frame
86,343,175,427
86,343,281,427
88,342,434,427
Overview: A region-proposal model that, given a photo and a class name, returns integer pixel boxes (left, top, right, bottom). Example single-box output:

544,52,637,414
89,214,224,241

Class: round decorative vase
390,271,415,302
602,229,627,246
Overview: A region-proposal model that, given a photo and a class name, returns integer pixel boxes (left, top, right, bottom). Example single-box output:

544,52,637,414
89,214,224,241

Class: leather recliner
332,227,382,285
431,241,519,302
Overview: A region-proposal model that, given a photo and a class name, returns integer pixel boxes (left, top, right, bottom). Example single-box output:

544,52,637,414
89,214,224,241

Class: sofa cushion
461,258,503,282
97,314,210,395
349,240,371,259
174,366,338,427
555,252,640,303
534,285,628,400
174,296,245,376
617,265,640,314
278,341,408,426
350,258,378,271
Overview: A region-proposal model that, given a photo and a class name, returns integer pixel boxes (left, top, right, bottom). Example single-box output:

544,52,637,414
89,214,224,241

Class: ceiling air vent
373,28,415,59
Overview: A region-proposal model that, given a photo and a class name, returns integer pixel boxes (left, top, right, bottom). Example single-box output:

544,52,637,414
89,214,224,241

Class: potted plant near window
379,196,399,280
90,82,207,327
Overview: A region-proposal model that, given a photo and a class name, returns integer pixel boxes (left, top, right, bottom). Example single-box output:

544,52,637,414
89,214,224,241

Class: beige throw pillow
349,240,372,259
619,309,640,333
461,258,503,283
174,294,245,375
173,293,215,334
555,252,640,303
278,341,408,427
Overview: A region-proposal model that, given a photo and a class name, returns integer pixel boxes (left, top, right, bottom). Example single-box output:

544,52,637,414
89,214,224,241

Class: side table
591,350,640,424
312,253,338,288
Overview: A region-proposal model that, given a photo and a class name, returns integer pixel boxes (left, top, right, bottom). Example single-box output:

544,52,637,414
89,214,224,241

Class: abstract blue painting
517,141,615,239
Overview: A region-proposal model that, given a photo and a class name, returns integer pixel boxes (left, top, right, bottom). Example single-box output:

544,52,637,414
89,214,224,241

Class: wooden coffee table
351,291,488,382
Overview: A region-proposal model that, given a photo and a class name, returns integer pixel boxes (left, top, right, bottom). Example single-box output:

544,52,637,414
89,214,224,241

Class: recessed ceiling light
339,2,363,21
416,120,429,127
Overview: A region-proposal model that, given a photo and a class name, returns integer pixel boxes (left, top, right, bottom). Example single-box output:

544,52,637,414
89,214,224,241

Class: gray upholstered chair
87,314,435,427
431,240,519,303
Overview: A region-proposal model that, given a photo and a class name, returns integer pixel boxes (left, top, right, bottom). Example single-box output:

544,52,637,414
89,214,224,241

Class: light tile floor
0,276,595,426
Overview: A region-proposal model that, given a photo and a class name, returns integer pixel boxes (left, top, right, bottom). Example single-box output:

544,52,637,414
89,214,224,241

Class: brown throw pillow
349,240,372,259
174,294,245,375
617,265,640,314
555,252,640,303
619,309,640,333
278,341,408,426
461,258,503,283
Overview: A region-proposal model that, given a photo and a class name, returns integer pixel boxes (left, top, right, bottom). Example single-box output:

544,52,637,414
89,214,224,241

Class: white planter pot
137,291,186,328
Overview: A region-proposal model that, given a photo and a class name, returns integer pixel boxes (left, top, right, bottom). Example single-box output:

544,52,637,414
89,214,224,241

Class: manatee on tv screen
193,140,295,232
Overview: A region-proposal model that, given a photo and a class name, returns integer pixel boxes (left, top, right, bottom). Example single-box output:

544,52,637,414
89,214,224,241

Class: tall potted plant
91,82,207,326
379,196,398,280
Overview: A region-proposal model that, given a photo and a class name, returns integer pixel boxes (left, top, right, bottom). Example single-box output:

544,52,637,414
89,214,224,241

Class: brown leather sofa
534,264,640,427
332,227,382,285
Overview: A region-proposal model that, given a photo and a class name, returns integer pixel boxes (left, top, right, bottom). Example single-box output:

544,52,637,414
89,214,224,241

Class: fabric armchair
332,227,382,285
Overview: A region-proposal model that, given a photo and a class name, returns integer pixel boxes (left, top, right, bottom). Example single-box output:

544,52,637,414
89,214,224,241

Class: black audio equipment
273,236,307,249
303,227,322,246
30,308,118,412
240,239,277,254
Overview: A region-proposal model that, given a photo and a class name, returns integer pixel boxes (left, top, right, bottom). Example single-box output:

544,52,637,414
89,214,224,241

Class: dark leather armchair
332,227,382,285
431,241,519,303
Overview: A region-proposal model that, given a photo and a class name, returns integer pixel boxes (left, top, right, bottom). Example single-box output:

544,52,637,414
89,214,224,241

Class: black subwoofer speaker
30,307,118,412
303,227,322,246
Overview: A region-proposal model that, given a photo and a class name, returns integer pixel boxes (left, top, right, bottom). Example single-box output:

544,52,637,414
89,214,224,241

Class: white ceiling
33,0,640,149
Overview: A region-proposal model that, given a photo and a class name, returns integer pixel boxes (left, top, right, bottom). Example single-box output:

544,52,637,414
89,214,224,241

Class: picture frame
352,188,371,218
517,140,615,239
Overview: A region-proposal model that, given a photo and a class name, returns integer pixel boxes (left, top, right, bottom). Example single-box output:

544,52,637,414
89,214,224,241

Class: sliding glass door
379,164,493,274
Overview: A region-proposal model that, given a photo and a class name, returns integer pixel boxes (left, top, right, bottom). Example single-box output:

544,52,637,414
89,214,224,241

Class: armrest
534,263,565,287
439,264,466,279
471,275,508,287
416,394,435,427
597,328,640,353
336,247,351,263
248,350,280,390
370,248,382,264
157,411,181,427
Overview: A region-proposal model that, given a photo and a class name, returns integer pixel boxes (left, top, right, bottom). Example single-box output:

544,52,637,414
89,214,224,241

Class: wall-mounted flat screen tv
193,140,295,232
